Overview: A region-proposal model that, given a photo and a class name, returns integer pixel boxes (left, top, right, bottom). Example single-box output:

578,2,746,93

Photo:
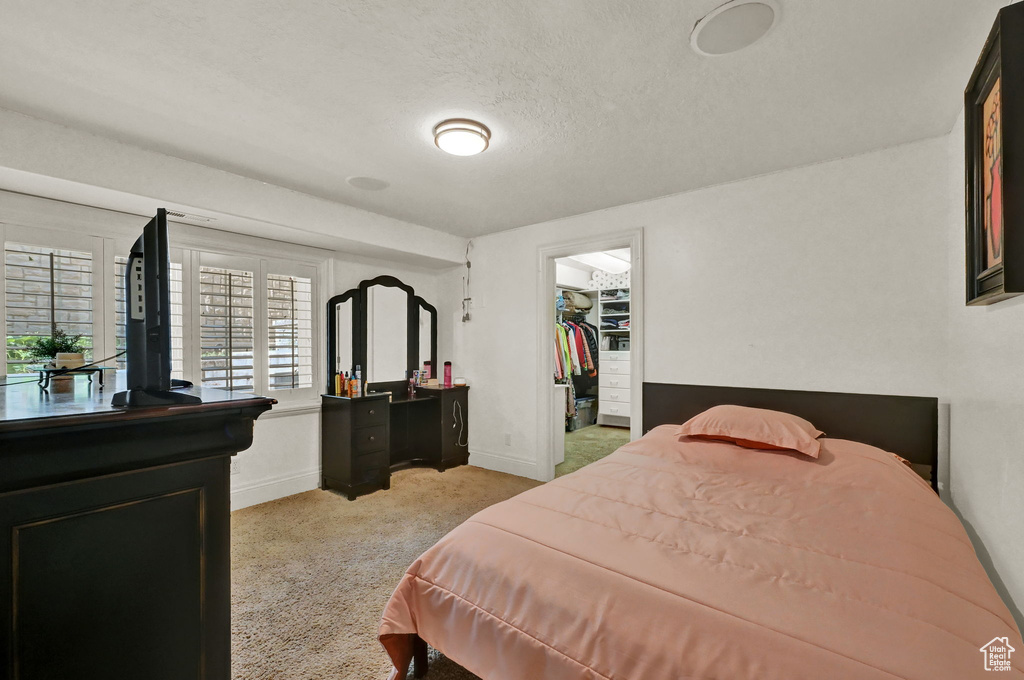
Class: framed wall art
965,2,1024,305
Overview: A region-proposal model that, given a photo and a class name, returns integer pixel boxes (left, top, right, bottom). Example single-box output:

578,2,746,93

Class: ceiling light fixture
433,119,491,156
691,0,778,57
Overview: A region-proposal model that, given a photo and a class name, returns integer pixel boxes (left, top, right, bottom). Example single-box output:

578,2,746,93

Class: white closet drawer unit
600,351,630,362
600,387,630,403
599,374,630,389
599,401,630,417
603,360,630,376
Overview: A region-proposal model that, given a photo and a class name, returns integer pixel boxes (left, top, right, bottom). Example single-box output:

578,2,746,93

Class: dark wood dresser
321,392,392,499
0,377,273,680
321,385,469,500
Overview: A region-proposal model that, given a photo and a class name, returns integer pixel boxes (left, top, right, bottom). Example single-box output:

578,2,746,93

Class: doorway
552,247,634,477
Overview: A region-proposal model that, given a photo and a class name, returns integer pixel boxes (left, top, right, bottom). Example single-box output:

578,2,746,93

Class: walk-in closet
553,249,632,476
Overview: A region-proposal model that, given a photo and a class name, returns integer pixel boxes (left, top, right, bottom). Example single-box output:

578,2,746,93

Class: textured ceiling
0,0,1006,237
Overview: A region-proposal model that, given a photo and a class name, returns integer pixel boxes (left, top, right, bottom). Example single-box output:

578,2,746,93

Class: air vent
165,210,216,223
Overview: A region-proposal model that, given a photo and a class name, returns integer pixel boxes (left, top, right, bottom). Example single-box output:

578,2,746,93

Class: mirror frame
325,275,438,388
415,295,438,379
325,287,359,386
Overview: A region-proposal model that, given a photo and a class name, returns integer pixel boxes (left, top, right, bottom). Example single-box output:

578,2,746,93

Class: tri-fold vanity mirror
321,276,468,500
326,275,437,386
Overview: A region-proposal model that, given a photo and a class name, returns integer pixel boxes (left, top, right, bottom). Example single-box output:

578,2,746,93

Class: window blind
199,265,254,392
266,274,313,390
4,243,93,375
113,256,184,378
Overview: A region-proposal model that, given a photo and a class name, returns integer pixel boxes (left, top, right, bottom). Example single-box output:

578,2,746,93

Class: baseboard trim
230,469,320,511
469,450,541,480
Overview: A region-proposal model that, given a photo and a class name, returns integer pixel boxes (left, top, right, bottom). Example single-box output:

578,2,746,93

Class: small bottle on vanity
354,365,363,397
444,361,452,388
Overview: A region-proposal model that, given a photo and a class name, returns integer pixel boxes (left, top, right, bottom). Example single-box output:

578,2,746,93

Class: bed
379,383,1024,679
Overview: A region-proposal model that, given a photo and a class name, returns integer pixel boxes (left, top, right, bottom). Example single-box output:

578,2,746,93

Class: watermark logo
980,637,1015,672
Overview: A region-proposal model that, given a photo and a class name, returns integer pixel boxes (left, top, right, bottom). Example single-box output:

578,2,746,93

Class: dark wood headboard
642,382,939,492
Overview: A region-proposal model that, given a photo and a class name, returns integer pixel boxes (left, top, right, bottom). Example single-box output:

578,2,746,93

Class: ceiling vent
165,210,216,223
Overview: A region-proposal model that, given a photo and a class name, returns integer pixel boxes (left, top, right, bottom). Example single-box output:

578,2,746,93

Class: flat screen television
112,209,201,407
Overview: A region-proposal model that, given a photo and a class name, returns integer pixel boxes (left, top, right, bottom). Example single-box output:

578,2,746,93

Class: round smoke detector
691,0,778,56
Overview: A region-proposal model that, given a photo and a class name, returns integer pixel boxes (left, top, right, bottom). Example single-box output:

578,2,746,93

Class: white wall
230,410,321,509
462,136,951,480
944,111,1024,629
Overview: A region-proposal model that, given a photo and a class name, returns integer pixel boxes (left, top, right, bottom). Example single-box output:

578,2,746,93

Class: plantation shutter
199,265,255,391
4,243,93,375
266,273,313,390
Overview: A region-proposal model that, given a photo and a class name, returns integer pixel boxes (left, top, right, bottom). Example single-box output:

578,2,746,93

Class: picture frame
965,2,1024,305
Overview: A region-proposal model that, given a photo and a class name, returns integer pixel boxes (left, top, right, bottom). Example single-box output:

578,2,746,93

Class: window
198,265,255,392
267,274,313,390
113,256,184,378
4,243,93,376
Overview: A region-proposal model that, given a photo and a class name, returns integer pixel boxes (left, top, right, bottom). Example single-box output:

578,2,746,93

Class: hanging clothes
554,323,573,381
569,323,585,374
555,309,600,425
576,321,599,378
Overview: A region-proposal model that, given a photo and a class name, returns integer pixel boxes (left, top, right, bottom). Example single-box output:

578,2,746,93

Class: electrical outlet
230,459,241,476
503,433,512,447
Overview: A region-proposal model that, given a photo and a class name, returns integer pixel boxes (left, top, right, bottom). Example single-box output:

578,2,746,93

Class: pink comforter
380,425,1024,679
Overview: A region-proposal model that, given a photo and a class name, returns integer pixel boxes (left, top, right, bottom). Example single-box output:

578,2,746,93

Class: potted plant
28,329,86,393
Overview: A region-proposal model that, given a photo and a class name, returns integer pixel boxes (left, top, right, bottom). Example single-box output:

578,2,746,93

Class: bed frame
642,382,939,492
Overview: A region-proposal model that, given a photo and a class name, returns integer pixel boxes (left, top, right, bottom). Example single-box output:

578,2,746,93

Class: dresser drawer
599,374,630,389
599,387,630,403
354,450,387,473
353,425,386,455
600,351,630,362
599,401,630,417
355,464,387,485
602,360,630,375
352,400,388,428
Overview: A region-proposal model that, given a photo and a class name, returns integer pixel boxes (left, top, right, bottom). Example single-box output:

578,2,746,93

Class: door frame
535,228,644,481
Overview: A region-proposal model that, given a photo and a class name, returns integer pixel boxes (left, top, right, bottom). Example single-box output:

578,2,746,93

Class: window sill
260,399,321,419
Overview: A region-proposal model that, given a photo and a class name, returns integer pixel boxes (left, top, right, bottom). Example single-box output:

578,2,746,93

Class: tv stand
0,377,274,679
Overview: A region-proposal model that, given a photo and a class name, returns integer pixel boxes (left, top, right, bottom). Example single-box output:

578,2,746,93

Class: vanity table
320,277,469,500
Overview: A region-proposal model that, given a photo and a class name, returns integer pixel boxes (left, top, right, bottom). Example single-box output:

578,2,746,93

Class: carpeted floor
555,424,631,477
231,466,539,680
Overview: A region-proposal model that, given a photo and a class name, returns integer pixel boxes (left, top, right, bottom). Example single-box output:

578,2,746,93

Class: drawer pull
368,436,376,442
368,409,375,415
